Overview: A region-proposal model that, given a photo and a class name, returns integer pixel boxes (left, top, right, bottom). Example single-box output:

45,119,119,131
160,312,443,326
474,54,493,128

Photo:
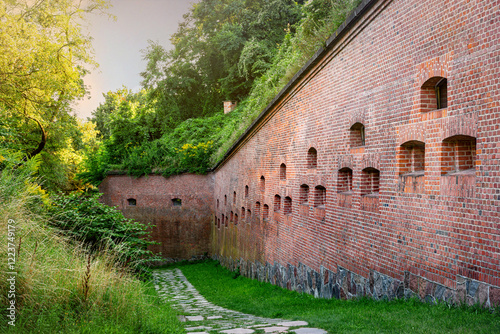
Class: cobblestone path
153,269,327,334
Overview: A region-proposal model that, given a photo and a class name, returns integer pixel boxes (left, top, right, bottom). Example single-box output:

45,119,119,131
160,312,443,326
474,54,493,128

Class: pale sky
74,0,196,120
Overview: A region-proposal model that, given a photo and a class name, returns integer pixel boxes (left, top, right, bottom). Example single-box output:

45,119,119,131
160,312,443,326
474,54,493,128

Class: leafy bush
49,192,159,273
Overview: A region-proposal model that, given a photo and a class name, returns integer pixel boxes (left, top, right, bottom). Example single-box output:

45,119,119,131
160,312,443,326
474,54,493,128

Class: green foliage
49,192,159,272
0,0,110,192
0,149,49,211
78,145,111,187
213,0,363,162
173,141,215,175
140,0,302,122
173,261,500,334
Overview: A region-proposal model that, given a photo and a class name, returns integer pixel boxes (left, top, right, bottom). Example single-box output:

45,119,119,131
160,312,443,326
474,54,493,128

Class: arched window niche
314,186,326,208
280,163,287,180
420,76,448,113
397,140,426,194
284,197,292,215
255,201,261,216
274,194,281,212
263,204,269,220
398,140,425,176
307,147,318,169
337,167,353,194
441,135,476,175
307,147,317,169
360,168,380,213
361,167,380,196
350,122,365,147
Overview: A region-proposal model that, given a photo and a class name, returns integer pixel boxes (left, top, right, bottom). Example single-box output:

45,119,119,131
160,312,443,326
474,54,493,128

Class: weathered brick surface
212,0,500,305
99,174,213,259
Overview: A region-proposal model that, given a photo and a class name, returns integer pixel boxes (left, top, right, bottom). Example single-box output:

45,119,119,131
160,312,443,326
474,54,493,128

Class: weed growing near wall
49,192,160,273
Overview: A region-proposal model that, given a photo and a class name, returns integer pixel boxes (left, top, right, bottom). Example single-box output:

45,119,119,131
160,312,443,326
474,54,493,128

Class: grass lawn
170,260,499,334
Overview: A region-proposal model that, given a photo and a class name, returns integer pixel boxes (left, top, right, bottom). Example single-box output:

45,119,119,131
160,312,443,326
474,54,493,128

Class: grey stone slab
278,321,308,327
207,315,224,320
262,326,289,333
219,329,255,334
186,315,204,321
292,329,327,334
185,326,213,331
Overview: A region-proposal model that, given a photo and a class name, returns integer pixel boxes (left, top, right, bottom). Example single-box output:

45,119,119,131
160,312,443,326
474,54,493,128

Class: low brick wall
99,173,214,259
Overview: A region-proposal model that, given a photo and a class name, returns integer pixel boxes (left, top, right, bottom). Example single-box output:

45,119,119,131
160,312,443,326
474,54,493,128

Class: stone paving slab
153,268,328,334
279,321,308,327
220,328,255,333
262,326,289,333
292,329,327,334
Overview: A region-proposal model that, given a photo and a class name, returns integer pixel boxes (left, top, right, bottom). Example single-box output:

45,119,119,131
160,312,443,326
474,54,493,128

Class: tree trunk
24,116,46,160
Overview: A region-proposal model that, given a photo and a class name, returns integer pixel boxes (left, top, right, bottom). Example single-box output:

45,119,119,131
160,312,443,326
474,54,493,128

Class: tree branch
24,115,46,160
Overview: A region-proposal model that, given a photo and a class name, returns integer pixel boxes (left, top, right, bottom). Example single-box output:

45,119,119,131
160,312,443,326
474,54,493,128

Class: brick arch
306,139,319,151
348,110,367,130
416,52,452,89
396,123,425,147
278,154,287,165
413,52,453,114
337,155,354,171
438,113,478,142
360,154,380,171
313,179,327,188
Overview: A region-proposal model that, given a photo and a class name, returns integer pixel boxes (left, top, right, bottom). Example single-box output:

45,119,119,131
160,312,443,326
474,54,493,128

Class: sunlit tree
0,0,110,190
0,0,109,159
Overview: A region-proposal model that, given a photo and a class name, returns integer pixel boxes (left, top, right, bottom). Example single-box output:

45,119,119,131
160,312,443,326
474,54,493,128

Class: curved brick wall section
212,0,500,306
99,173,213,259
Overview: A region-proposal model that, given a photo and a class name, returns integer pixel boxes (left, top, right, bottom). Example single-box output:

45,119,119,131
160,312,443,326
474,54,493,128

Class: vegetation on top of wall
81,0,363,185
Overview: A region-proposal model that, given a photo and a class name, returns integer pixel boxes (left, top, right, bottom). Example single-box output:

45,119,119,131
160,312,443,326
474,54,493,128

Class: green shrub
49,192,159,273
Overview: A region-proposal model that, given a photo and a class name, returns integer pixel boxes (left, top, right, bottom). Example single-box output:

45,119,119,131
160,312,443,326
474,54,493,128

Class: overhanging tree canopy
0,0,110,160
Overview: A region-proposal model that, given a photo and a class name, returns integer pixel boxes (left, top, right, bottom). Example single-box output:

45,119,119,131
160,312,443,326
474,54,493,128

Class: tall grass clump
0,152,184,333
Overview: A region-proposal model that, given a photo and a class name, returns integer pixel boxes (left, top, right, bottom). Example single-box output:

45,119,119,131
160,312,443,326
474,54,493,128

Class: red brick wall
99,173,213,259
212,0,500,302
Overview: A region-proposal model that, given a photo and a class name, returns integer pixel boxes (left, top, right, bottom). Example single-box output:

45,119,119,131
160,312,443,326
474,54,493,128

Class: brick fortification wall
99,174,213,259
212,0,500,306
